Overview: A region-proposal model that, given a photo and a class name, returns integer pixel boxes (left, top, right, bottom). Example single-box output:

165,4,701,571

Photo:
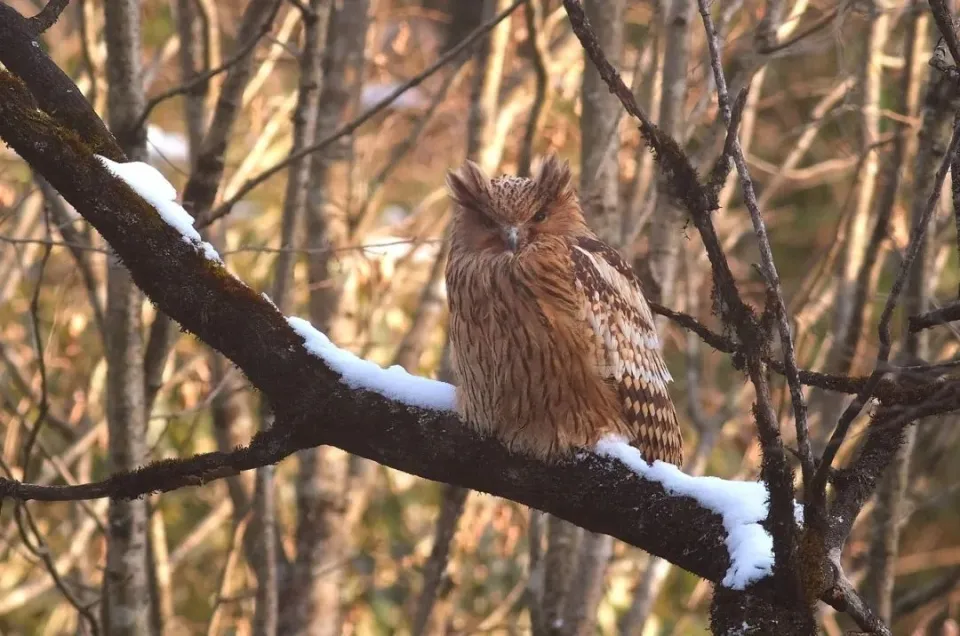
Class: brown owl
445,155,683,466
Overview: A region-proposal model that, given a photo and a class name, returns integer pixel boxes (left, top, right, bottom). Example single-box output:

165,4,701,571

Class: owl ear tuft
534,154,573,203
446,160,490,212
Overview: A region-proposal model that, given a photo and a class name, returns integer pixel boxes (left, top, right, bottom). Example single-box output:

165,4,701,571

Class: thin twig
756,4,844,55
351,62,469,239
133,10,277,132
20,205,54,481
202,0,529,228
27,0,70,35
814,115,960,498
697,0,814,516
517,0,549,178
0,456,100,636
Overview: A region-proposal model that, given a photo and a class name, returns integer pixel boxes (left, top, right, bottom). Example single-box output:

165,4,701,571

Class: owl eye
532,207,548,223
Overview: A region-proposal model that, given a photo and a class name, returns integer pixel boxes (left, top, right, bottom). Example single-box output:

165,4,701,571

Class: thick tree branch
0,2,121,158
0,64,743,596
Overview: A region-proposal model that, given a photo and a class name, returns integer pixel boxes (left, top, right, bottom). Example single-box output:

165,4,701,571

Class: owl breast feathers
444,155,683,466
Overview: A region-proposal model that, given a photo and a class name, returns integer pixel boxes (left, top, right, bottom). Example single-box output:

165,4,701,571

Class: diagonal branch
695,0,814,532
132,6,278,133
201,0,528,228
929,0,960,69
813,115,960,500
0,63,738,602
0,2,121,158
561,0,801,593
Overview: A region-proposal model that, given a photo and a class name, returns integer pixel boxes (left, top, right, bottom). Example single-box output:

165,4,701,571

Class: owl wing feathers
570,236,683,466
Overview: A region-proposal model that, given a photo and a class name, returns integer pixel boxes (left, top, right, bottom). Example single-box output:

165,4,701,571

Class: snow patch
595,436,785,590
287,316,456,412
95,155,223,265
261,292,279,310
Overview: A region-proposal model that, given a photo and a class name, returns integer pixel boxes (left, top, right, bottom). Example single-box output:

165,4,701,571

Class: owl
444,155,683,466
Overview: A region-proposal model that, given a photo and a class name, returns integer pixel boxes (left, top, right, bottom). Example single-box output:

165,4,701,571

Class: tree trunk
102,1,152,633
544,2,626,633
710,587,816,635
646,0,692,307
862,23,960,620
281,2,371,633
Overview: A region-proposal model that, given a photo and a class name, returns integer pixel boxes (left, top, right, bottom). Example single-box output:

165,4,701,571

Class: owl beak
503,225,520,252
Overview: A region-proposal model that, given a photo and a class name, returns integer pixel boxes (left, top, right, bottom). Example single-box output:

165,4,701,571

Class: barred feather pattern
445,155,682,466
571,237,683,466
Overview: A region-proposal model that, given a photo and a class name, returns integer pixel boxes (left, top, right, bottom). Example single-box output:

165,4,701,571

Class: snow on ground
96,155,223,264
596,436,792,590
287,316,456,412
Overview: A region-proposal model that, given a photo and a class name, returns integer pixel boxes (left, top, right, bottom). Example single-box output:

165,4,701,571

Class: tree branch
813,115,960,499
929,0,960,70
0,2,121,158
561,0,802,599
909,299,960,333
27,0,71,35
201,0,529,228
0,63,741,597
132,5,278,133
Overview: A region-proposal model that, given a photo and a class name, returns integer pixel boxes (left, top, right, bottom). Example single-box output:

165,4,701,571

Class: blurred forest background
2,0,960,634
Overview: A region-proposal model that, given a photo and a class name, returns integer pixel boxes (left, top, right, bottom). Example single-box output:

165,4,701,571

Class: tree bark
545,2,628,633
283,2,371,633
862,22,960,620
101,1,152,633
646,0,692,307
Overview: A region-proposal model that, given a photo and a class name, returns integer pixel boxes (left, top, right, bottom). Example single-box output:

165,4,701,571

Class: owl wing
570,236,683,466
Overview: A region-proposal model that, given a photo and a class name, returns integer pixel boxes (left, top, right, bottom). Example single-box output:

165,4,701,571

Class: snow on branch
96,155,223,264
597,437,801,589
0,73,801,598
286,315,792,590
288,317,456,412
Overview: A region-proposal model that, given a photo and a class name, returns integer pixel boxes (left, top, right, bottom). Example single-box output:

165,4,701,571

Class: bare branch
821,557,892,636
909,299,960,333
814,115,960,498
929,0,960,69
202,0,529,228
27,0,71,35
696,0,813,511
706,88,749,194
132,7,278,133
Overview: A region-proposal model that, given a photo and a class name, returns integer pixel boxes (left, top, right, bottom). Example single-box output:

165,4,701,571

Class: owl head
446,154,587,254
